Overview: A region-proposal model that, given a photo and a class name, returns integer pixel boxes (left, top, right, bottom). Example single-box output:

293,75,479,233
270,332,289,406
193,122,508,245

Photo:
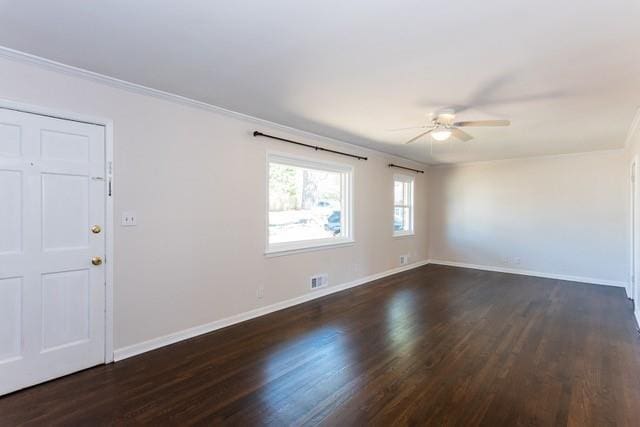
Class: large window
393,174,414,236
267,154,353,253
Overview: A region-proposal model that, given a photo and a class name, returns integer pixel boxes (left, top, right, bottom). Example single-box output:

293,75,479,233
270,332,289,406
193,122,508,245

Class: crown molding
0,45,429,169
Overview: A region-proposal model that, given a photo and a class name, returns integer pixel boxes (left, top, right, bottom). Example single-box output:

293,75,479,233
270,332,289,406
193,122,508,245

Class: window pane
394,207,409,232
269,162,344,245
393,175,413,235
394,181,405,205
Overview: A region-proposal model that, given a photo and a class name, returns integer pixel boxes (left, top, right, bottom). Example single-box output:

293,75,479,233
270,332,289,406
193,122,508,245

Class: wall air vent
310,274,329,289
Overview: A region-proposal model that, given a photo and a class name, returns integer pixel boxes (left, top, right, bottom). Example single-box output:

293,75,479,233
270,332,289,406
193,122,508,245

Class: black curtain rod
253,131,368,161
388,163,425,174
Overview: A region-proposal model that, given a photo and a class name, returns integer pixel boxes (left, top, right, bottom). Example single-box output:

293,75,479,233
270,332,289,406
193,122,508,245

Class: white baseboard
428,259,628,288
113,258,628,361
113,260,429,361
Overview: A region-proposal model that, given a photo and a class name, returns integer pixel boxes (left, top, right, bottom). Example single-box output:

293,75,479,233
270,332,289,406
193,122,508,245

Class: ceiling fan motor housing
436,111,456,125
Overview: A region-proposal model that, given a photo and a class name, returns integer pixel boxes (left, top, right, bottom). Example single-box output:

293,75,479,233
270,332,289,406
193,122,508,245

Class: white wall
1,52,634,360
0,56,430,352
429,150,629,286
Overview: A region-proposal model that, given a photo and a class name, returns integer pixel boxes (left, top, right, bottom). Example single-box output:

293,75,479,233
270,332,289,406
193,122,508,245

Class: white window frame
393,174,415,237
265,152,354,255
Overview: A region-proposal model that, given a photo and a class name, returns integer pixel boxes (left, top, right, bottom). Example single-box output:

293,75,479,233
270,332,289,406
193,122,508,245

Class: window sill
393,232,415,238
265,239,355,257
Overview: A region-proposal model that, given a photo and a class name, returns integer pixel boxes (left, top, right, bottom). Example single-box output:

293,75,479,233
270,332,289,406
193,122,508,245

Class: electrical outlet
400,254,409,266
256,285,264,299
121,211,137,226
514,257,522,265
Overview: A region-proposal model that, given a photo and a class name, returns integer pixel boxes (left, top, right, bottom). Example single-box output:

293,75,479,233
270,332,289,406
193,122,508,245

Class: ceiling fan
393,111,510,144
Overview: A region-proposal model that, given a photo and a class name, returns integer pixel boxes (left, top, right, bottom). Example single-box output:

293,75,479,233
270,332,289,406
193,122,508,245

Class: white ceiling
0,0,639,164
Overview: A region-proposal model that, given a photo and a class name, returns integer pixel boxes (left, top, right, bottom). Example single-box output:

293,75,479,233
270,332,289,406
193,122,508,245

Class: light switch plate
121,211,137,226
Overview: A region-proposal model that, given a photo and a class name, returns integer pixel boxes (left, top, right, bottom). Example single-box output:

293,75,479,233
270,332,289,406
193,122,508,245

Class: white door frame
631,156,638,303
0,98,115,363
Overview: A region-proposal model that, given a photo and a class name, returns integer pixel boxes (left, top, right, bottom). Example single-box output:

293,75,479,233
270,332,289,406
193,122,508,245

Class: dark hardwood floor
1,264,640,426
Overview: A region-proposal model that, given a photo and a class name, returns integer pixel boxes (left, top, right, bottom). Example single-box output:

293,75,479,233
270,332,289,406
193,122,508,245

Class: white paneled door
0,108,106,395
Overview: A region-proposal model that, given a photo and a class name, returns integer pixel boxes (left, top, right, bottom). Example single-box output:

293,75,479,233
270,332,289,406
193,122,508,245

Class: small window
393,174,414,236
267,154,353,254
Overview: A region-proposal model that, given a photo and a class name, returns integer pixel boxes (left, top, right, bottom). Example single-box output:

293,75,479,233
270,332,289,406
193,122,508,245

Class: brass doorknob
91,256,103,266
91,225,102,234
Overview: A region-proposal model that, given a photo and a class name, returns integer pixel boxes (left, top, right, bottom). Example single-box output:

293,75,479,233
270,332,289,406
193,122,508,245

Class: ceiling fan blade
387,125,429,132
453,120,511,127
405,130,432,144
451,128,474,142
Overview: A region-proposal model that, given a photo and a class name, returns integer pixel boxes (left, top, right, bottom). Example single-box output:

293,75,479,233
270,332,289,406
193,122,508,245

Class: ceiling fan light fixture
431,128,452,141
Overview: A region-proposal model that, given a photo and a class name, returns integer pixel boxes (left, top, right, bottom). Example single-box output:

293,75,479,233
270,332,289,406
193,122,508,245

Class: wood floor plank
1,264,639,426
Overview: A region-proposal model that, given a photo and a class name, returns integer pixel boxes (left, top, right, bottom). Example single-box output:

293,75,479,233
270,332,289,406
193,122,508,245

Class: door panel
0,122,21,156
0,170,22,254
0,108,106,395
0,277,22,362
41,130,90,162
41,269,90,351
42,173,90,250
